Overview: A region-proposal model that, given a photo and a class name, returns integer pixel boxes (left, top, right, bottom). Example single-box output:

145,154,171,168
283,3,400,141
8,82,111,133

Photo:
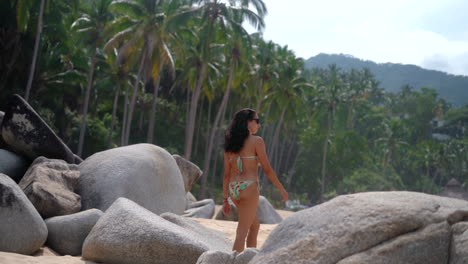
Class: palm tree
313,64,346,202
16,0,46,101
183,0,267,160
375,118,409,170
72,0,114,156
199,12,256,198
105,0,184,145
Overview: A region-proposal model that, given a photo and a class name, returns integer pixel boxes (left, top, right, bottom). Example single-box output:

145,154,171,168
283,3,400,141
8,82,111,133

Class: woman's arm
255,137,289,201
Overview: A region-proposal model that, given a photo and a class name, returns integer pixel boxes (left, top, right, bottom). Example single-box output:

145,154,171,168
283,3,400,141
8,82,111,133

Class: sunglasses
252,118,260,124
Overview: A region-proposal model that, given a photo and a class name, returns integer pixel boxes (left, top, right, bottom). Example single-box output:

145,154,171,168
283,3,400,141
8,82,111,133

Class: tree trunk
320,105,334,202
121,92,128,146
107,83,121,148
286,147,301,189
194,97,206,158
77,47,98,157
200,61,235,198
25,0,45,101
147,75,161,143
184,62,208,160
124,49,146,145
269,108,286,168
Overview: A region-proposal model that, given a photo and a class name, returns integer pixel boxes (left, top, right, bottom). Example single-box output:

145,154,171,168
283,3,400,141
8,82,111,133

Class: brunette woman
222,108,288,252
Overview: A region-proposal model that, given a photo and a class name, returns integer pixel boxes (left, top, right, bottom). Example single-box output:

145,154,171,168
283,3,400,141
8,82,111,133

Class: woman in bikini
222,108,288,252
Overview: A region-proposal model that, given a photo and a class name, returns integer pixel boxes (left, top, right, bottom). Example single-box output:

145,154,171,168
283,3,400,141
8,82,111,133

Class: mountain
305,53,468,107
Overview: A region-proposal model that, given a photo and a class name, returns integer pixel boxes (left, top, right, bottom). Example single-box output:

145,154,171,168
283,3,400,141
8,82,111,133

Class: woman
222,108,288,252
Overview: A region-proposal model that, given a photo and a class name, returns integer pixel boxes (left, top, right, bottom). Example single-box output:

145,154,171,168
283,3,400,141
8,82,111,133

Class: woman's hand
222,198,231,216
280,189,289,202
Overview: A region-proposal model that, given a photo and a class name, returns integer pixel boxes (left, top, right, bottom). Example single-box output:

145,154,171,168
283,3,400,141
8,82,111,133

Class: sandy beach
0,206,296,264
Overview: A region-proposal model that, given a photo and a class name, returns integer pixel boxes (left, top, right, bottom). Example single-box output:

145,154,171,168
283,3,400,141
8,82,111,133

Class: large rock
0,148,29,182
183,199,216,219
450,222,468,264
337,221,450,263
19,156,81,218
0,173,47,255
250,191,468,264
196,248,258,264
173,154,202,192
186,191,197,208
160,212,231,250
1,94,78,164
77,144,186,215
215,196,282,224
257,196,283,224
82,198,230,264
45,209,103,256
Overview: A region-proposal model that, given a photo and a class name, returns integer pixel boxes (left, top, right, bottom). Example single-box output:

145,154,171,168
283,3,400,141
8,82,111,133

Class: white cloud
245,0,468,75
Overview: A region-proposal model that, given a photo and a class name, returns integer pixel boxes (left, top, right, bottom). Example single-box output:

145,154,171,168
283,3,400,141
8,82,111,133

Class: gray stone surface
1,94,77,164
82,198,230,264
250,191,468,264
0,148,29,182
337,222,450,264
183,199,216,219
257,196,283,224
186,191,197,208
45,209,103,256
160,212,231,250
19,156,81,218
0,173,47,255
78,144,186,215
196,248,258,264
450,222,468,264
173,154,202,192
77,144,185,214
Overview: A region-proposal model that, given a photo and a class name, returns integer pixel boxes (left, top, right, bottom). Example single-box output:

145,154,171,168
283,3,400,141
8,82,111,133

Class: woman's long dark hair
224,108,256,153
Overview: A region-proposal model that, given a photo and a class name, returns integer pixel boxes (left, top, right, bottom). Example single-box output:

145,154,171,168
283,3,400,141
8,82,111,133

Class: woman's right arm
255,137,289,201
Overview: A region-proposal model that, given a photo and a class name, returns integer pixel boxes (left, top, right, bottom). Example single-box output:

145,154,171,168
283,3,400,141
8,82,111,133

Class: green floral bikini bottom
229,180,257,200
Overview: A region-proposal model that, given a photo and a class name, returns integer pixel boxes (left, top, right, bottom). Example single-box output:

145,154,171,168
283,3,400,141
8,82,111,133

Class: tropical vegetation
1,0,467,206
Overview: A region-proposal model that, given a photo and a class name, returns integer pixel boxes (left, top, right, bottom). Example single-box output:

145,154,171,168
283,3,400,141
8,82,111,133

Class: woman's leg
246,215,260,248
232,183,259,252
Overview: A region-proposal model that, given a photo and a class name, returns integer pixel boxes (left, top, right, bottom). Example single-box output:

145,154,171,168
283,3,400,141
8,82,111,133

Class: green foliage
339,167,404,194
1,0,467,208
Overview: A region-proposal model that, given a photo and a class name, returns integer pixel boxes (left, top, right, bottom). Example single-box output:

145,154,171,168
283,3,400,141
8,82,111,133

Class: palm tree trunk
107,83,121,148
200,61,235,198
194,97,206,158
121,92,128,146
320,106,334,202
25,0,45,101
146,74,161,143
269,108,286,167
77,47,98,157
255,79,264,111
184,62,208,160
286,147,301,189
124,48,146,146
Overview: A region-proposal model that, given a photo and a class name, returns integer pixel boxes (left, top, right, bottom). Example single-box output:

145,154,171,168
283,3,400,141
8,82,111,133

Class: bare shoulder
251,135,265,145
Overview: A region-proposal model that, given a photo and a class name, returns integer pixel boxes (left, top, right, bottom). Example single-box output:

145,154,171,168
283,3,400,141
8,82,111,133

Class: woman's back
226,135,260,182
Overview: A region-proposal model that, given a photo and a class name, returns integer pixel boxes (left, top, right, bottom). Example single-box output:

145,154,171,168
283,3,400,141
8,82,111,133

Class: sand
0,206,296,264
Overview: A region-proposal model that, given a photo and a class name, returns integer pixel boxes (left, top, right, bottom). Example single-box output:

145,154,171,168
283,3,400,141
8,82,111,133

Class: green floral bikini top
230,156,258,172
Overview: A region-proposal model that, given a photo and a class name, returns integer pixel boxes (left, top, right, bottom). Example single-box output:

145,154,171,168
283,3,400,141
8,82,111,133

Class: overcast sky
246,0,468,76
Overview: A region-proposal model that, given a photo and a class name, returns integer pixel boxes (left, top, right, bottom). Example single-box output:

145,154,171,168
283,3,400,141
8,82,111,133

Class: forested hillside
305,53,468,107
1,0,467,205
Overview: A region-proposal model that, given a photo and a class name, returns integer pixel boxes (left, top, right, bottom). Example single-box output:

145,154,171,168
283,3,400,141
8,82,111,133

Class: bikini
228,156,258,200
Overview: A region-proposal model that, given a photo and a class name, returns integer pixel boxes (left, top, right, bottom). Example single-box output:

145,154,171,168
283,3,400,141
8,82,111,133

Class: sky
245,0,468,76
